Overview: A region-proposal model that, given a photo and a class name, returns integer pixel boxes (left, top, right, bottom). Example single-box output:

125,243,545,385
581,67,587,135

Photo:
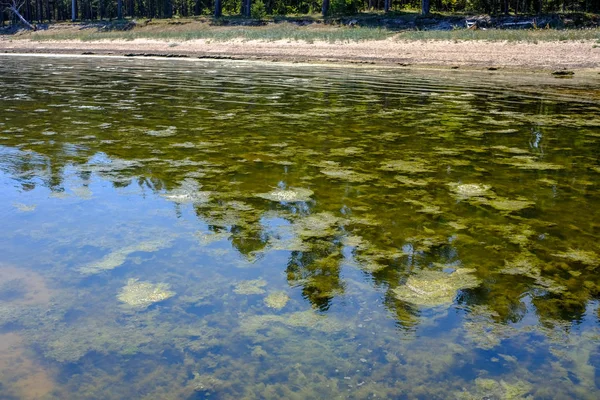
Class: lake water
0,55,599,399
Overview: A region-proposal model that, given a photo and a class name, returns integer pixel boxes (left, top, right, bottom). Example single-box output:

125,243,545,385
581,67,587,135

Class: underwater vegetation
255,188,314,203
117,279,176,309
393,268,480,308
0,56,599,398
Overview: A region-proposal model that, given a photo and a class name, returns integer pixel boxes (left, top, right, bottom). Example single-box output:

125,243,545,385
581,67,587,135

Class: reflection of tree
457,285,528,324
384,293,421,332
229,224,268,257
286,240,345,312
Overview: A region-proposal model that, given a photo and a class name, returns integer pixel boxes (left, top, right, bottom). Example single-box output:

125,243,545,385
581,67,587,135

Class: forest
1,0,599,28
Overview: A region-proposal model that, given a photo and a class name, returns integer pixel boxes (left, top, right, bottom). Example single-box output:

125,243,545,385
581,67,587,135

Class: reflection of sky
1,56,600,397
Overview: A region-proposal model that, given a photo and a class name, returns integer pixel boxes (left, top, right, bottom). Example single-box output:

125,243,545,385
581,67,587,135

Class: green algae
455,378,533,400
552,249,599,266
1,58,600,399
194,230,231,246
472,196,535,213
234,279,267,295
393,269,480,307
160,178,211,204
117,279,175,309
264,291,290,310
240,310,345,334
320,166,373,183
329,146,364,156
497,155,565,170
395,175,432,187
379,159,433,174
292,212,342,239
448,183,492,199
255,188,314,202
13,203,36,212
78,239,172,275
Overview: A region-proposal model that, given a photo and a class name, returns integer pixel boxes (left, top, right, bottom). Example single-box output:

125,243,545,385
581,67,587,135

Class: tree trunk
117,0,122,19
214,0,221,17
384,0,390,12
7,2,36,29
45,0,50,20
322,0,329,16
421,0,429,14
243,0,250,16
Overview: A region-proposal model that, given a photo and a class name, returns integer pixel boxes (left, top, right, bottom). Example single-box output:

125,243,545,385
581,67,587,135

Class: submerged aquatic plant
393,269,480,307
117,279,175,309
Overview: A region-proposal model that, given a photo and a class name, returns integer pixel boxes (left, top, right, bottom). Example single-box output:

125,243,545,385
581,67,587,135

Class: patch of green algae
455,378,533,399
255,188,314,202
264,291,290,310
393,269,480,307
553,249,599,266
79,239,173,275
380,159,433,174
497,155,565,171
448,183,492,199
234,279,267,295
117,279,175,309
240,310,345,334
320,166,373,183
293,212,342,239
471,196,535,213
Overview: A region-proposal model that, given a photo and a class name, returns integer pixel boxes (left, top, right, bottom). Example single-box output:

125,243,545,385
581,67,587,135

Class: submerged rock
264,291,290,309
117,279,175,309
393,269,480,307
255,188,314,202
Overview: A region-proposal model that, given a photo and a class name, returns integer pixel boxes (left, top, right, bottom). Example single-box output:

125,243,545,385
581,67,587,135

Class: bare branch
1,0,36,31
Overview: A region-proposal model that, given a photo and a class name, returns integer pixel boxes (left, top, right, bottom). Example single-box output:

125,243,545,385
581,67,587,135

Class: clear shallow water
0,55,599,399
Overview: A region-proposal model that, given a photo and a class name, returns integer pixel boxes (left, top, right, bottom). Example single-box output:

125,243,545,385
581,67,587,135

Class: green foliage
251,0,268,19
329,0,359,15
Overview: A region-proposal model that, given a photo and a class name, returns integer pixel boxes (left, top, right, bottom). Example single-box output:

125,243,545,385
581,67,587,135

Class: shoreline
1,38,600,72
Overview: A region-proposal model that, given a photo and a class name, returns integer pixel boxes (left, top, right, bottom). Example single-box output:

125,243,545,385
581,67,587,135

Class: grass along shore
2,12,600,44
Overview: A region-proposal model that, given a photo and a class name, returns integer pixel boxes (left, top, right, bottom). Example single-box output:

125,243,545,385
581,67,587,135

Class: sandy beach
1,37,599,71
